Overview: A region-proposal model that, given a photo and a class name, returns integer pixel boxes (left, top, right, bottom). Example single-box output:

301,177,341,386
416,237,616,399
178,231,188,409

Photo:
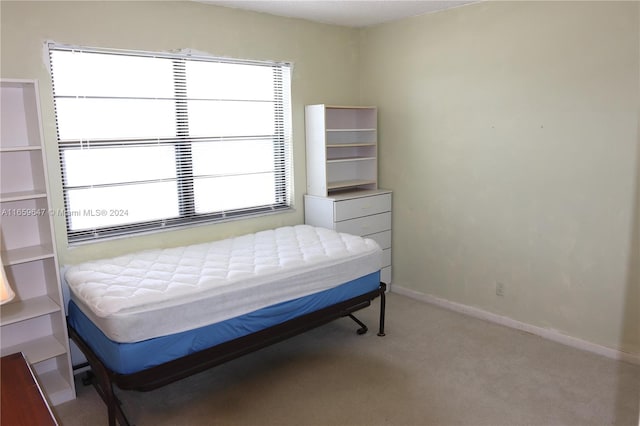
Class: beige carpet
54,292,640,426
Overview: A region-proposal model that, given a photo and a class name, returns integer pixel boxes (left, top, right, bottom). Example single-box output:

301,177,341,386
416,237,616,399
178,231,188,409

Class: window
48,44,292,243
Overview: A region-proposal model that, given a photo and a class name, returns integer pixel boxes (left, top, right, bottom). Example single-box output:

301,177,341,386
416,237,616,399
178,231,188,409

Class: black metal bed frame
68,282,387,426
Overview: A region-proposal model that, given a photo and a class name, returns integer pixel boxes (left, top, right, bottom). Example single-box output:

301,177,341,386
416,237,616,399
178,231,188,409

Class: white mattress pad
65,225,382,343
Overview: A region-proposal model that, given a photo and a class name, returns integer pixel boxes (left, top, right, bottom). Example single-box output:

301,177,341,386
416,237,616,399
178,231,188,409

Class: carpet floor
54,292,640,426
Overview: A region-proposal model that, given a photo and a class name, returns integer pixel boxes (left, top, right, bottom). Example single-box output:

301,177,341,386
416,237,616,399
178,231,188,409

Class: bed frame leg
348,314,369,334
81,367,129,426
68,324,132,426
87,367,130,426
377,283,386,337
82,370,94,386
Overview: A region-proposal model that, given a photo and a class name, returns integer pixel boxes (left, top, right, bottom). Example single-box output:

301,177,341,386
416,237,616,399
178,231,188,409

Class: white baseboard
392,285,640,366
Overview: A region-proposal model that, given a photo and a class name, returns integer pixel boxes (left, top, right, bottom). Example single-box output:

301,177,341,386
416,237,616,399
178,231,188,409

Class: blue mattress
68,271,380,374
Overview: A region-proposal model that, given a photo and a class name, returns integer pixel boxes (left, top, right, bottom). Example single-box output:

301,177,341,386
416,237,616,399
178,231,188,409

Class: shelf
0,189,48,202
327,179,377,191
327,157,376,163
325,105,376,109
0,296,61,326
1,335,67,364
3,244,55,265
37,369,75,406
326,128,376,132
326,143,376,148
0,145,42,153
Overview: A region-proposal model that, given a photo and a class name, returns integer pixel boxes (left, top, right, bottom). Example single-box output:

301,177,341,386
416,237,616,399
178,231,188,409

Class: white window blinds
48,44,292,243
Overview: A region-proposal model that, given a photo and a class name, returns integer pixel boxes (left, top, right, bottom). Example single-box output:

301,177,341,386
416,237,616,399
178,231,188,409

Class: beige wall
0,0,360,264
360,1,640,355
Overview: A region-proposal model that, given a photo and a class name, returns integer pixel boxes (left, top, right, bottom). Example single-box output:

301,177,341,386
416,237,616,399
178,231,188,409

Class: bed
65,225,387,426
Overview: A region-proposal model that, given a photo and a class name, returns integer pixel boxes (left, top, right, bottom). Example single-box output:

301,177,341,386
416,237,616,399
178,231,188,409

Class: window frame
47,43,293,244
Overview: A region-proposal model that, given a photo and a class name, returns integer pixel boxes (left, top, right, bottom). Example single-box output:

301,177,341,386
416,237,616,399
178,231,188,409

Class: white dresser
304,189,392,286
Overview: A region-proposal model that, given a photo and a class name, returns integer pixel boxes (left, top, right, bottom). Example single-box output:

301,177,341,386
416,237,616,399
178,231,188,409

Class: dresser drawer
364,230,391,250
382,248,391,267
381,266,391,285
334,193,391,222
335,212,391,236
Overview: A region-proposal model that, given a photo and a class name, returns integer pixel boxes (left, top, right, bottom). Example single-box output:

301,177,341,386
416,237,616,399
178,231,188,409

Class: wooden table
1,352,58,425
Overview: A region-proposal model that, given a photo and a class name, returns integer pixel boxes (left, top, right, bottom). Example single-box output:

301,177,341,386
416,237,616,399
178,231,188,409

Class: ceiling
197,1,478,28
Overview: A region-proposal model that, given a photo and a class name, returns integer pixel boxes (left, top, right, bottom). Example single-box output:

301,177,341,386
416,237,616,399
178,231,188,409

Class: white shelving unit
305,105,378,196
0,79,76,405
304,104,392,286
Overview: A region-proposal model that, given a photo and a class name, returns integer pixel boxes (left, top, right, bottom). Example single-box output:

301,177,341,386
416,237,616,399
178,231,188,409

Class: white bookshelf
305,105,378,196
0,79,76,406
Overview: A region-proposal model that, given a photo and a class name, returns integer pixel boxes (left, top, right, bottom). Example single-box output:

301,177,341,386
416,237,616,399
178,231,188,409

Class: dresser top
304,189,391,202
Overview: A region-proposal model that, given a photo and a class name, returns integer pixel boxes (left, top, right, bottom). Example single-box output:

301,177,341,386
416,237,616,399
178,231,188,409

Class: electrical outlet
496,282,505,297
